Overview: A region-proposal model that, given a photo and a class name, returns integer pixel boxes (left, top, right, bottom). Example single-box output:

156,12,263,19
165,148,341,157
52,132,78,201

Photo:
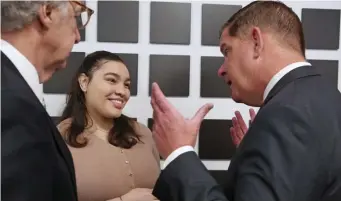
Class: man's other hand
230,108,256,147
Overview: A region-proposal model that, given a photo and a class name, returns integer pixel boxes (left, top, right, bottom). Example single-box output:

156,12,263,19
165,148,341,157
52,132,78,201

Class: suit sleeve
234,104,320,201
1,108,59,201
152,151,228,201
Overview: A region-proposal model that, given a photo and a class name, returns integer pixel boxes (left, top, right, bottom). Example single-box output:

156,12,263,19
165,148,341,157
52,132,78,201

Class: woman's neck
86,111,113,132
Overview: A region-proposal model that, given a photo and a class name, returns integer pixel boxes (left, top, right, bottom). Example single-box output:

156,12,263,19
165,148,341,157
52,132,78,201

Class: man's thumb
191,103,214,125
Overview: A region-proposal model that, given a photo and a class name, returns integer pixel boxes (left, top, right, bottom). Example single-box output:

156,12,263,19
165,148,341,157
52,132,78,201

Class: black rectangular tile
201,4,242,46
51,116,61,125
147,118,163,160
201,56,231,98
149,55,190,97
302,8,340,50
97,1,139,43
209,170,227,185
43,52,86,94
147,118,154,131
150,2,191,45
116,53,138,96
199,119,236,160
80,28,85,41
309,59,339,87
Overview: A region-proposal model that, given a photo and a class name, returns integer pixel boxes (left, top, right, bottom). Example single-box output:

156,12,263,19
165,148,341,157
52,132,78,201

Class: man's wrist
163,146,195,169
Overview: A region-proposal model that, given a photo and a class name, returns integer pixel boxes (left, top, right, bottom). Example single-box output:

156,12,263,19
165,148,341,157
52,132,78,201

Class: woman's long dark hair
59,51,141,149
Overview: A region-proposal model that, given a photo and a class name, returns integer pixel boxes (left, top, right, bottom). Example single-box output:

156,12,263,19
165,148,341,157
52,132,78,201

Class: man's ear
78,73,89,92
250,26,264,59
37,4,55,29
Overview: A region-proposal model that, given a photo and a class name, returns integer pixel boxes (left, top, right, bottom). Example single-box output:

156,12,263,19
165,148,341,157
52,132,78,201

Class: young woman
57,51,160,201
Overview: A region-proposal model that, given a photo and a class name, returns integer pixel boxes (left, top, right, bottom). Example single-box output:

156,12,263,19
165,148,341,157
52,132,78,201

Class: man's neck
260,52,307,101
2,31,44,81
255,48,306,101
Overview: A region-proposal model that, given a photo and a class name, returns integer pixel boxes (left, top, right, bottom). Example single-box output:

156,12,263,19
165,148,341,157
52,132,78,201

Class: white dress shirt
163,61,312,169
1,39,45,106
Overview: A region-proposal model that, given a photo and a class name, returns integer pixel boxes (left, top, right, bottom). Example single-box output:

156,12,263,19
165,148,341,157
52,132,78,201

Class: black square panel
201,56,231,98
302,9,340,50
199,119,236,160
201,4,242,46
80,29,85,41
309,59,339,87
51,116,61,125
147,118,163,160
149,55,190,97
150,2,191,45
147,118,154,131
210,170,227,185
97,1,139,43
116,53,138,96
43,52,86,94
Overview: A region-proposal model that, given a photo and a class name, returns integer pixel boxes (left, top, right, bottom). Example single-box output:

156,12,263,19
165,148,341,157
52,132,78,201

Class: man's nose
217,65,226,77
75,29,81,44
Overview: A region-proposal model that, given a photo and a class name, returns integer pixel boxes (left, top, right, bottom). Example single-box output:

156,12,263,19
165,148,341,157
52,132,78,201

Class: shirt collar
263,61,312,101
1,39,44,104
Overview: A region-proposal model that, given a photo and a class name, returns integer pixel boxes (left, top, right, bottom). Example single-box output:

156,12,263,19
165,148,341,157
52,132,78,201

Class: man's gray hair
1,1,69,32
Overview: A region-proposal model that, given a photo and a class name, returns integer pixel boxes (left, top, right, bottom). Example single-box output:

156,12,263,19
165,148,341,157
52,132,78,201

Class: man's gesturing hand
150,83,214,159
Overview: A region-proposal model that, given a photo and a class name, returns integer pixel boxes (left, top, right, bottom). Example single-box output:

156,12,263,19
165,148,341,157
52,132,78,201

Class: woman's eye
108,79,117,83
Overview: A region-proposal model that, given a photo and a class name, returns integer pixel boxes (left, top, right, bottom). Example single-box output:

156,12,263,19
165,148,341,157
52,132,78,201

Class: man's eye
224,49,228,56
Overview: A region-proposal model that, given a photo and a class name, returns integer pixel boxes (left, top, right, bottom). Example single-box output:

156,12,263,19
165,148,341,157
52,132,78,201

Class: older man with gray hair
1,1,93,200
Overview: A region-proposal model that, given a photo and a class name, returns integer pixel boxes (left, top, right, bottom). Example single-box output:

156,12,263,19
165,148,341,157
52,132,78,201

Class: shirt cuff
163,146,195,169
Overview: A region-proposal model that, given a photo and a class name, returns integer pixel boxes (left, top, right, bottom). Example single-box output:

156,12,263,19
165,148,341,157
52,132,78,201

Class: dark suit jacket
153,66,341,201
1,53,78,201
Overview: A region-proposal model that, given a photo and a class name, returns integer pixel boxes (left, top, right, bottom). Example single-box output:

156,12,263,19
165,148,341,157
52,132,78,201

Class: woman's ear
78,73,89,92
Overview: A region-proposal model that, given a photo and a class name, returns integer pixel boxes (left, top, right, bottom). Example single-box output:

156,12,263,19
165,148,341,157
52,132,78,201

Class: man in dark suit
1,1,93,200
150,1,341,201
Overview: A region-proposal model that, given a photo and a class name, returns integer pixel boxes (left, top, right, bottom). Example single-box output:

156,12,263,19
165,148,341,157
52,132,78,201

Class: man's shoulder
2,88,38,113
1,89,49,132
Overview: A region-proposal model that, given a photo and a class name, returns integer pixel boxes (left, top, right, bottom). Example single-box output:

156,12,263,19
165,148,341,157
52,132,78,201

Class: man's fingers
235,111,248,133
151,94,162,115
249,108,256,122
230,127,239,146
151,82,170,113
191,103,214,125
232,117,244,140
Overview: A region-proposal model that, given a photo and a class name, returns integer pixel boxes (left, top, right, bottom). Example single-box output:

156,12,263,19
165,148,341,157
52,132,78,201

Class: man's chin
40,73,53,83
60,60,68,69
233,98,242,104
231,94,242,103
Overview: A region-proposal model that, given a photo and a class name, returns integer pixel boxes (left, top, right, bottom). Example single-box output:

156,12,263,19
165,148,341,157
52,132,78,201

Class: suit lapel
263,66,321,106
1,52,77,193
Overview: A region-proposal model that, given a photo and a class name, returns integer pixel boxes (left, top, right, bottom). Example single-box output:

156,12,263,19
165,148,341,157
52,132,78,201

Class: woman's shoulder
131,120,153,140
